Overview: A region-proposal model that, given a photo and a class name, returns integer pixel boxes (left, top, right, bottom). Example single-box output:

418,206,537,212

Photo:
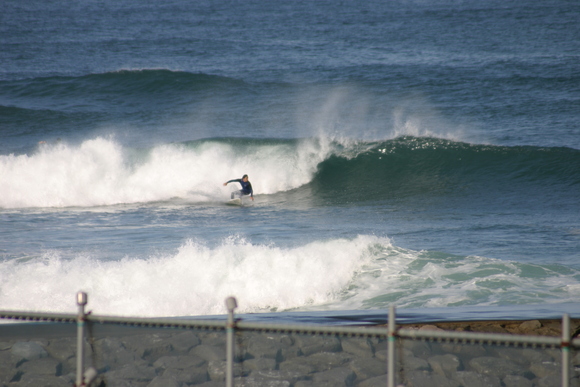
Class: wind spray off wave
0,136,330,208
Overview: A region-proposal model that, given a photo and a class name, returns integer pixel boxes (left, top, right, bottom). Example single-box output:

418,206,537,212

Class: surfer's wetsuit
226,178,253,199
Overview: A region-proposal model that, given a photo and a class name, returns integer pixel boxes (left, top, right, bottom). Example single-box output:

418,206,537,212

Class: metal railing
0,292,578,386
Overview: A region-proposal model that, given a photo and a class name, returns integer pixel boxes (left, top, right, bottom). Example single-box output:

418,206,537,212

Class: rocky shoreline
0,319,579,386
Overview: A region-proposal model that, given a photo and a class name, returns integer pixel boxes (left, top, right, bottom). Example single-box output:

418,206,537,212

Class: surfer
223,174,254,201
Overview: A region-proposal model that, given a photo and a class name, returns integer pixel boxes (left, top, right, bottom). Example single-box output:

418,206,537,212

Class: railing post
76,291,88,387
226,297,238,387
562,313,570,387
388,305,396,387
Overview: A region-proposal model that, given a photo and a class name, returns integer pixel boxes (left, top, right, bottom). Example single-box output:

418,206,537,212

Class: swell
307,136,580,203
0,70,246,112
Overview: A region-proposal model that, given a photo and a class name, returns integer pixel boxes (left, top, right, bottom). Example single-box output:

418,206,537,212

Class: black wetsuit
227,179,253,199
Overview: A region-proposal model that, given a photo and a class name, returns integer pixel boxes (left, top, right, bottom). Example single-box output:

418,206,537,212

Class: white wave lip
0,137,330,209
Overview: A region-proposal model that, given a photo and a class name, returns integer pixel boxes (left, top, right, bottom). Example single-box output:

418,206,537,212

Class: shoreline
397,318,580,337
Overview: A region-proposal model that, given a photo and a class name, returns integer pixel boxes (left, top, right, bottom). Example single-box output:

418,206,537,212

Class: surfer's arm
223,179,240,186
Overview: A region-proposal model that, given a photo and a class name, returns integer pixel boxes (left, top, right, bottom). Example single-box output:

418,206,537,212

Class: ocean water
1,0,579,319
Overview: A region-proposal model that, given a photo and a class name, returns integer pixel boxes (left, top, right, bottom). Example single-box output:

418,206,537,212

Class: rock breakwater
0,319,579,386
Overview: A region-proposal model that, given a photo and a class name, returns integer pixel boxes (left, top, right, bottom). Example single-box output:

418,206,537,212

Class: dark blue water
1,0,579,319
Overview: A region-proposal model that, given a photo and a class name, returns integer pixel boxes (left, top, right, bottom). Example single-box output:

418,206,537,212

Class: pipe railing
1,293,578,387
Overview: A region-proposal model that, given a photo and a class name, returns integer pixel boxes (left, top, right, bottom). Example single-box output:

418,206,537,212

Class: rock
469,356,526,379
190,344,226,362
233,375,291,386
45,338,76,363
146,375,183,387
94,337,136,366
502,374,534,387
7,374,71,387
519,320,542,333
454,370,501,387
105,360,157,382
349,357,386,380
529,360,560,378
17,357,62,377
159,366,209,385
340,337,374,358
419,325,444,332
166,331,201,353
402,354,430,372
11,341,48,362
244,333,287,361
310,367,356,386
405,370,460,387
153,354,205,371
207,360,247,381
357,375,389,387
401,339,432,359
536,374,562,387
242,357,277,372
294,336,342,356
429,354,461,378
251,369,306,385
278,356,318,375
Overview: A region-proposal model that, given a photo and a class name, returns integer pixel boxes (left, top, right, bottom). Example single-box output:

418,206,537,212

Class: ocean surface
1,0,579,320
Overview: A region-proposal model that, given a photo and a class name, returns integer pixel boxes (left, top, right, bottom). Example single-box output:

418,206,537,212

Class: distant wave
0,70,247,113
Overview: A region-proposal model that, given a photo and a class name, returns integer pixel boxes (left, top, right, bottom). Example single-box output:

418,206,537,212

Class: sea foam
1,235,579,317
0,136,330,209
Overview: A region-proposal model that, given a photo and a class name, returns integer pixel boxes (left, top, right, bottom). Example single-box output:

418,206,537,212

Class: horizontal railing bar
398,328,561,346
234,320,388,337
2,310,578,348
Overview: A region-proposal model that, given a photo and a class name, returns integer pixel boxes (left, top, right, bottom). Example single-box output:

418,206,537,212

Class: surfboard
226,198,243,206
